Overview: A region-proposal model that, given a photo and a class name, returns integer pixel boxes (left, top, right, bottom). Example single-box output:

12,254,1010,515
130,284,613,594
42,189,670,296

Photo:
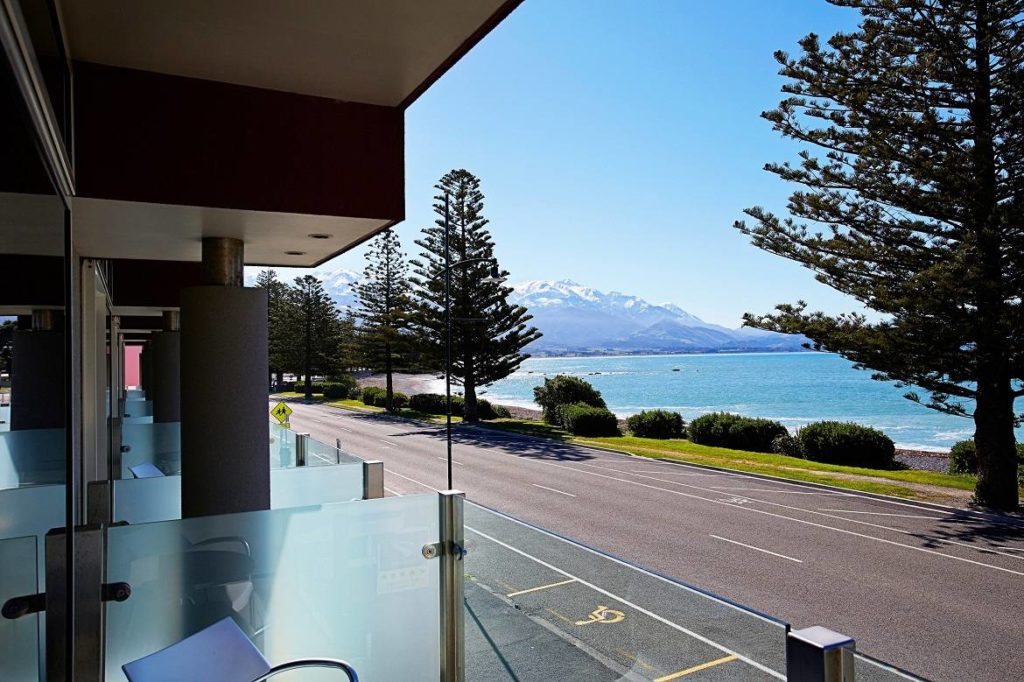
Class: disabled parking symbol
574,605,625,626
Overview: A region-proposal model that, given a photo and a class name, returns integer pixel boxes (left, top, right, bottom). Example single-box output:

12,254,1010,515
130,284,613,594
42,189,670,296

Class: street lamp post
440,192,503,490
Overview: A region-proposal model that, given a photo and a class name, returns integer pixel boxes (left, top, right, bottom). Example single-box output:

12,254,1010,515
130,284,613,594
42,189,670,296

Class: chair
122,616,358,682
129,463,165,478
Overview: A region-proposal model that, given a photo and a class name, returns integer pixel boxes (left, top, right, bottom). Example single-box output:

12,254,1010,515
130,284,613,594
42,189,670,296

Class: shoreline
354,372,955,462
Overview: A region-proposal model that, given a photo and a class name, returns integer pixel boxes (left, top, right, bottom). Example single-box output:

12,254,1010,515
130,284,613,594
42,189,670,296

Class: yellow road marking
574,605,625,625
506,578,577,597
545,607,574,624
654,655,738,681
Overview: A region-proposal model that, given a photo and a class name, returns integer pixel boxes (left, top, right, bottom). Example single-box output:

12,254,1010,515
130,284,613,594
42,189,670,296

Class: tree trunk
385,342,394,413
275,370,283,392
463,351,478,422
973,371,1019,510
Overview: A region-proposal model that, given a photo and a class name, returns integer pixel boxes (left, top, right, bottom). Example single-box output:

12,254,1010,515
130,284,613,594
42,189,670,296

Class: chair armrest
251,658,358,682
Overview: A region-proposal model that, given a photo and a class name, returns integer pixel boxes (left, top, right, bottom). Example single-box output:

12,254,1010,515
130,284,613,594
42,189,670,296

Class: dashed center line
438,457,464,466
710,535,803,563
380,439,399,446
532,483,577,497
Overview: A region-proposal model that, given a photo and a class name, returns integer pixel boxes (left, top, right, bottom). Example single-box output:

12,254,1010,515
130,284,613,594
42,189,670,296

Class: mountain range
250,267,807,356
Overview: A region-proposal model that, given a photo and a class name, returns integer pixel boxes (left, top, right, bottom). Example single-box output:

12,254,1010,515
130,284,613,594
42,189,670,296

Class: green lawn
479,419,986,501
272,393,460,424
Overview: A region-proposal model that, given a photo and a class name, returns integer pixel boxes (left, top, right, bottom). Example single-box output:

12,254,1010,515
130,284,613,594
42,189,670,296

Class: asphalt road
282,401,1024,682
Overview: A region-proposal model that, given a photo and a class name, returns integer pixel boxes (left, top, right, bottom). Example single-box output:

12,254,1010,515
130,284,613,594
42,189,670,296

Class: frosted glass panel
0,536,39,681
0,484,64,541
105,494,441,681
123,399,152,418
269,423,295,468
0,428,65,489
121,422,181,478
270,464,363,507
114,464,366,524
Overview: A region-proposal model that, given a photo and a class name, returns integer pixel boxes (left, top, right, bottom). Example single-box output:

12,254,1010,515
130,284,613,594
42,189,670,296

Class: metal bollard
336,437,342,464
362,461,384,499
786,626,855,681
438,490,466,682
295,432,309,467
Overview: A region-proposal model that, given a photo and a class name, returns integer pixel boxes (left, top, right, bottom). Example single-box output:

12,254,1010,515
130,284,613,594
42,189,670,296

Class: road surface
283,401,1024,681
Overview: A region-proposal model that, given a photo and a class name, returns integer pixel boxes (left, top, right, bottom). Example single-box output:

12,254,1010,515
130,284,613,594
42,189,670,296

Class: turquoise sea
481,352,1016,451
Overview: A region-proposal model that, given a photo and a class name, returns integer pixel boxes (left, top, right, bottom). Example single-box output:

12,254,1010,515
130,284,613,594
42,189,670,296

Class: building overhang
59,0,522,268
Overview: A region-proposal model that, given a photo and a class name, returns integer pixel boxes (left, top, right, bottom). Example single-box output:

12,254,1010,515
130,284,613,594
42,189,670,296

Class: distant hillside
247,267,807,356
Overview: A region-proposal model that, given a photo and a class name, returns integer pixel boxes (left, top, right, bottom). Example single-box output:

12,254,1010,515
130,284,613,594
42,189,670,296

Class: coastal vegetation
734,0,1024,509
688,412,788,453
533,374,608,423
625,410,685,439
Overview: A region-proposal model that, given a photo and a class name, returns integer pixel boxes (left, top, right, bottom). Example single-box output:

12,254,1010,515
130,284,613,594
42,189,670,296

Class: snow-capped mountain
506,279,806,355
246,269,806,355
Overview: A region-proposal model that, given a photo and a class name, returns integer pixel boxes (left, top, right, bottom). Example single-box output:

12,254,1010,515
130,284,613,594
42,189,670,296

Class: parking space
464,502,786,681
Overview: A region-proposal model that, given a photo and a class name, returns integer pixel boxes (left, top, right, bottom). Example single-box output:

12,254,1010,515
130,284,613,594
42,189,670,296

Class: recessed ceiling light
285,250,306,256
308,233,332,239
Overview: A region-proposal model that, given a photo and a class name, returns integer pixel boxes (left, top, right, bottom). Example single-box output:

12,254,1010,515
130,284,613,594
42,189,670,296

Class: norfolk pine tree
287,275,344,400
411,169,541,422
254,269,290,391
735,0,1024,509
356,229,413,412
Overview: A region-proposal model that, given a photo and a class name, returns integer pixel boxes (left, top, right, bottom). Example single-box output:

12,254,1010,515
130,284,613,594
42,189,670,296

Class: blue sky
288,1,864,328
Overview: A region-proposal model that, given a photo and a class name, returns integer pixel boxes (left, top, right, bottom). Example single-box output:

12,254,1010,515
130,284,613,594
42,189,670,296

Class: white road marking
466,526,785,680
531,483,576,498
438,457,464,466
385,468,438,491
709,535,803,563
383,486,402,496
337,426,352,433
505,578,577,597
820,509,948,519
381,439,399,446
710,487,843,495
513,458,1024,577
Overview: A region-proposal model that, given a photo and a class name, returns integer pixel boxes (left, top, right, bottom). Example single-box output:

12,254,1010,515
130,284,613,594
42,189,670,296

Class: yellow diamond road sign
271,402,293,424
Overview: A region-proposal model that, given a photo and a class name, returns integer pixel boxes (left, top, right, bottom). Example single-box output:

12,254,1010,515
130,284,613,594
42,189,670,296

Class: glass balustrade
0,536,40,681
121,422,181,477
0,428,66,489
105,494,441,681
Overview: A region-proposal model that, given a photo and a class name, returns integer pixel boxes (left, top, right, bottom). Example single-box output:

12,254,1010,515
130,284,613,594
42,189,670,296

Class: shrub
533,375,606,424
771,434,804,458
371,390,408,410
347,386,362,400
323,374,357,398
558,403,620,437
626,410,685,439
361,386,385,406
798,421,895,469
294,382,324,394
948,440,1024,475
410,393,447,414
477,399,504,420
688,412,788,453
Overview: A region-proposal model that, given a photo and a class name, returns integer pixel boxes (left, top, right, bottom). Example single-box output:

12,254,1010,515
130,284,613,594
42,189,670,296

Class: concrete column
180,238,269,517
10,314,65,430
149,335,180,423
138,342,151,396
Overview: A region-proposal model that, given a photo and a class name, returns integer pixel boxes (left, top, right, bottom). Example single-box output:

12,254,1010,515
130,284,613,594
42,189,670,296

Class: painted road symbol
574,605,625,626
271,402,293,424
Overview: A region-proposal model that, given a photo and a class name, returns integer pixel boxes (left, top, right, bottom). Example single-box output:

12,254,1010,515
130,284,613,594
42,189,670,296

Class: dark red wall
73,62,404,221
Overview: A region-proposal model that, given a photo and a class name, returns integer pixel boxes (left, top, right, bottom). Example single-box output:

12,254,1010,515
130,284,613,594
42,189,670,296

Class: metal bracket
2,592,46,619
102,582,131,603
422,541,467,561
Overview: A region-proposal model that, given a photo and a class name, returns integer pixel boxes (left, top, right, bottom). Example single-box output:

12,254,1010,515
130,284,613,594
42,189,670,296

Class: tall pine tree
735,0,1024,509
286,275,344,400
411,169,541,422
254,269,290,391
356,229,413,412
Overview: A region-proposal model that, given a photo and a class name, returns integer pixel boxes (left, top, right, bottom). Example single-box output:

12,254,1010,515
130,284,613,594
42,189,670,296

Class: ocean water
480,352,1013,451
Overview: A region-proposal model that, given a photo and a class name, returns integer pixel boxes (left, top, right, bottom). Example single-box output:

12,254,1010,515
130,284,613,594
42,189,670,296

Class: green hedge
948,439,1024,475
626,410,685,439
407,393,509,420
798,421,895,469
688,412,787,453
533,375,606,424
771,434,804,458
361,386,386,406
558,403,620,437
372,391,408,410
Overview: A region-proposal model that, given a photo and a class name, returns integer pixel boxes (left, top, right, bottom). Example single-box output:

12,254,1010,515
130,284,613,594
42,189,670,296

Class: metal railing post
335,437,342,464
786,626,855,681
295,432,309,467
362,461,384,499
438,490,465,682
